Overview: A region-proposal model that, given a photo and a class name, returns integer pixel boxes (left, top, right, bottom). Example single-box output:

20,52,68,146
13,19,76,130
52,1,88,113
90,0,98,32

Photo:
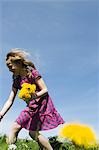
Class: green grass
0,135,39,150
0,135,99,150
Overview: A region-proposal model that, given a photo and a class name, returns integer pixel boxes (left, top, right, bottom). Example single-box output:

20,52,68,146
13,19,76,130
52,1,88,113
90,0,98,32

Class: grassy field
0,135,99,150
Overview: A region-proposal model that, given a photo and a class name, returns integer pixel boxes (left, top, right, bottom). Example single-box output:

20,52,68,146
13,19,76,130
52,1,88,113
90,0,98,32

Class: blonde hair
6,48,36,77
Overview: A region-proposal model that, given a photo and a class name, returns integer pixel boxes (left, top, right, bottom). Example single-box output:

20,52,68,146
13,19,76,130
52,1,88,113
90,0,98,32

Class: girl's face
6,56,22,74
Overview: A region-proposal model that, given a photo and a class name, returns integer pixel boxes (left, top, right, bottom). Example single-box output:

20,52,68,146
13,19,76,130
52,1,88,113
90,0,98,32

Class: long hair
6,48,36,77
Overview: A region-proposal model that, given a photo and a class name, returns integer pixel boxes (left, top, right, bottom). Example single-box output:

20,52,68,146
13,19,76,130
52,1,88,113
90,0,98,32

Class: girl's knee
11,122,21,133
29,131,39,141
6,122,21,145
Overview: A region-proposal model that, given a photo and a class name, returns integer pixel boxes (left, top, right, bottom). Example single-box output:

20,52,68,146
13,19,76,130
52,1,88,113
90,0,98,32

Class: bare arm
0,87,18,118
35,78,48,98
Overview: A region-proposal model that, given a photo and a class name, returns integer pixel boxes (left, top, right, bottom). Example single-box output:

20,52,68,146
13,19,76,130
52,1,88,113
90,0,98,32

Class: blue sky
0,0,99,139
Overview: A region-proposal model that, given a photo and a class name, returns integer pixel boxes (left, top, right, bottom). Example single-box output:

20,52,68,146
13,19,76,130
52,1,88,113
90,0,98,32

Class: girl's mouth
9,67,15,71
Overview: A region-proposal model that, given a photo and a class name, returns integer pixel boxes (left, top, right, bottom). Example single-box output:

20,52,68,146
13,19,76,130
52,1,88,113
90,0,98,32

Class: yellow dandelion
21,83,29,88
30,84,36,94
59,123,96,148
18,89,31,99
21,83,36,94
18,83,36,101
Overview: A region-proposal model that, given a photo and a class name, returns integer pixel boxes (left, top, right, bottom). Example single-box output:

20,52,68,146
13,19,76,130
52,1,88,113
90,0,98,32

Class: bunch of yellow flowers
59,123,96,149
18,83,36,104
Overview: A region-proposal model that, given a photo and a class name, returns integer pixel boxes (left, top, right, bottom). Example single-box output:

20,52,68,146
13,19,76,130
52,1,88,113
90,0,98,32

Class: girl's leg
29,131,53,150
38,134,53,150
7,122,22,144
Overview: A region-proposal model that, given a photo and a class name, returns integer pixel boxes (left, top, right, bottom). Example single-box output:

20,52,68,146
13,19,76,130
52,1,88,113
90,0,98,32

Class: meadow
0,135,99,150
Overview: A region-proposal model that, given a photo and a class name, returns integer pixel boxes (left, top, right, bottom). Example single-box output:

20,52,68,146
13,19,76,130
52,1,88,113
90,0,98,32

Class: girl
0,49,65,150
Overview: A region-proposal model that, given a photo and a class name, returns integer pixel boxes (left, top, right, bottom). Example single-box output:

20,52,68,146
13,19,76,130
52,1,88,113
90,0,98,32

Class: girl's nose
8,64,12,67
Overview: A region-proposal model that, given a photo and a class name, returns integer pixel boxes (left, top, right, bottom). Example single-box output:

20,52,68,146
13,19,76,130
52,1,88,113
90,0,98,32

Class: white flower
57,136,72,144
8,144,17,150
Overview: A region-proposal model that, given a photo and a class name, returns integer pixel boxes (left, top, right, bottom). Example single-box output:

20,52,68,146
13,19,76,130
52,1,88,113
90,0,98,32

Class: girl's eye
13,61,20,65
13,60,20,64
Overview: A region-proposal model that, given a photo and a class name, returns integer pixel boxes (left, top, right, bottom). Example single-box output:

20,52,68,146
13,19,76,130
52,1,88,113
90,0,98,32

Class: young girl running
0,49,64,150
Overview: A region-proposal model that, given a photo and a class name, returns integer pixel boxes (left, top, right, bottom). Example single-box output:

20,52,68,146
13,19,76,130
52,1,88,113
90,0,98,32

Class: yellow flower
18,83,36,102
18,89,31,99
59,123,96,148
21,83,36,94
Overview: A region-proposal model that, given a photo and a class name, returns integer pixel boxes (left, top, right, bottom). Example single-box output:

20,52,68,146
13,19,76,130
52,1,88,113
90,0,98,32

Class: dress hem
16,120,65,131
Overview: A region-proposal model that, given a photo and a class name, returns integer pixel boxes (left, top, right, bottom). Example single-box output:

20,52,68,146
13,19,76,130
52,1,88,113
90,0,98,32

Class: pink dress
12,69,65,131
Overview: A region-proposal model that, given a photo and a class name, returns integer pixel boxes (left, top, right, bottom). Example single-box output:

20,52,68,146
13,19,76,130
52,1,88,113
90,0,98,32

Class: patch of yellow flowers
18,83,36,103
59,123,96,148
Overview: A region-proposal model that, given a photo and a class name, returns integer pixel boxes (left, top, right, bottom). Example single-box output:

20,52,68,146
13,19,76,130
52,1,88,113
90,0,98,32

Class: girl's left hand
32,93,38,100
